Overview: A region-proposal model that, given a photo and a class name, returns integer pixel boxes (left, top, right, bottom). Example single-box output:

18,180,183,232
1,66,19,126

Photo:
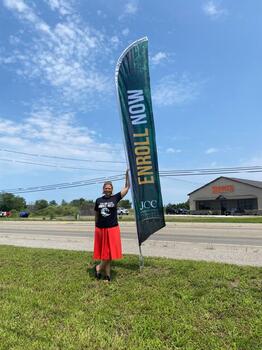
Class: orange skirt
93,225,123,260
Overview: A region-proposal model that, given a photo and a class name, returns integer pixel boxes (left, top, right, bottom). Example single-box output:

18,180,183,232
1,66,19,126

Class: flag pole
139,244,144,270
115,37,165,269
115,38,148,270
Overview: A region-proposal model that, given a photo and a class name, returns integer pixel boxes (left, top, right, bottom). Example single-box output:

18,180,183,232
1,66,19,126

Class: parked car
19,211,30,218
166,206,177,214
117,207,129,215
224,208,244,216
0,211,11,217
166,207,189,215
176,208,189,215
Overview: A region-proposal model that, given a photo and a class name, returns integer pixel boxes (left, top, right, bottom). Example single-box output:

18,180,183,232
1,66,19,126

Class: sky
0,0,262,205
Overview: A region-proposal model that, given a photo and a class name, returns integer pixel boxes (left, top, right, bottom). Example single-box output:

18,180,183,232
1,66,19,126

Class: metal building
188,177,262,215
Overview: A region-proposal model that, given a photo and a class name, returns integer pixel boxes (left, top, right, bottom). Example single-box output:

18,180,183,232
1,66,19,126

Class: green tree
70,198,94,210
174,200,189,209
49,200,58,206
34,199,49,210
61,199,68,206
0,193,26,211
119,199,132,208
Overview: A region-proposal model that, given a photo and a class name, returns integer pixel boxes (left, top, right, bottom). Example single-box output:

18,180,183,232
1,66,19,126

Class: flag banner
115,37,165,245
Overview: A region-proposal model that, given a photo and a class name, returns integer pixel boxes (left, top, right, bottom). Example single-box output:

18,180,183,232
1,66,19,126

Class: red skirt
93,225,123,260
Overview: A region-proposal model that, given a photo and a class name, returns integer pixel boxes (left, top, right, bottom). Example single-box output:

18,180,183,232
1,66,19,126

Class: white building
188,177,262,214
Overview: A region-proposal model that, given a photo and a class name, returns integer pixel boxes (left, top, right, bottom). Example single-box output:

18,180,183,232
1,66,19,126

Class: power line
160,165,262,173
2,154,262,176
0,158,124,172
1,167,262,194
0,148,125,161
1,174,125,194
160,169,262,177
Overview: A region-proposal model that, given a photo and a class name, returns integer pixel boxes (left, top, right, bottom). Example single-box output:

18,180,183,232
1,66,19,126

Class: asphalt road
0,221,262,246
1,221,262,266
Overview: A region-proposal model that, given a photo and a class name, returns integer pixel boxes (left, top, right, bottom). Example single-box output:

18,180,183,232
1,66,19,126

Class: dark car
224,208,244,216
176,208,189,215
19,211,30,218
166,206,177,214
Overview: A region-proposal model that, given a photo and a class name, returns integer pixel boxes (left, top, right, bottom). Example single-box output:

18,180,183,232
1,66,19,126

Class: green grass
0,246,261,350
163,216,262,223
121,215,262,224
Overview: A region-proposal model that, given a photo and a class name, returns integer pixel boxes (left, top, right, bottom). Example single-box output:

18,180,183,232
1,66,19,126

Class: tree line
0,193,132,217
0,192,189,217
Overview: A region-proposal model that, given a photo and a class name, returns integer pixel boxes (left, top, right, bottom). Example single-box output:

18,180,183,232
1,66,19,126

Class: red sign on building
212,185,235,194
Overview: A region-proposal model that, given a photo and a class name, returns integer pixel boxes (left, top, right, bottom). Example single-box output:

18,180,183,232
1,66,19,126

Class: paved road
1,221,262,246
1,221,262,266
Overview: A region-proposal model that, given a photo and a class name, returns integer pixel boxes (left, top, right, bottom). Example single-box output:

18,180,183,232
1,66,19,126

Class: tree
49,200,58,206
70,198,94,210
0,193,26,211
34,199,49,210
119,199,132,208
61,199,68,206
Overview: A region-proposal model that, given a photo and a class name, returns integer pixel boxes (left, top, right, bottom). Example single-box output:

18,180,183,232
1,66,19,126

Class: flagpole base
139,244,144,270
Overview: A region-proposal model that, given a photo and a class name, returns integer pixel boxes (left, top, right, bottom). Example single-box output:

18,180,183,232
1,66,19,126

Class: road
1,221,262,245
1,221,262,266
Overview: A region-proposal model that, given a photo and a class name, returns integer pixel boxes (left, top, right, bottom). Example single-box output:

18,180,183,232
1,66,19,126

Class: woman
93,169,130,281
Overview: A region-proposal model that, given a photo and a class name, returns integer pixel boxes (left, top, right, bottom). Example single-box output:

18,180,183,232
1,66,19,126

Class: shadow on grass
86,257,141,282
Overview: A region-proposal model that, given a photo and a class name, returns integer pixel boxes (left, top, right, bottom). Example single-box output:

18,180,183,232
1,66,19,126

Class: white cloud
151,52,168,65
122,28,130,36
110,35,120,47
153,74,201,107
45,0,74,16
166,148,181,154
3,0,40,23
125,2,138,15
119,1,138,20
0,109,124,171
205,148,219,154
2,0,114,109
203,1,227,19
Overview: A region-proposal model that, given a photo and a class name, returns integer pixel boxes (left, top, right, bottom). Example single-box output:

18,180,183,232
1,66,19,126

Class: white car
0,211,11,217
117,207,129,215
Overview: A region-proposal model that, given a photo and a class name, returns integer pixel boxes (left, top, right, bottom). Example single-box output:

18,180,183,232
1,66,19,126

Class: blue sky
0,0,262,205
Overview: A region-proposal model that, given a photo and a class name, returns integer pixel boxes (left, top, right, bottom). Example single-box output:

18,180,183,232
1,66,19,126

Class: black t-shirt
94,192,122,228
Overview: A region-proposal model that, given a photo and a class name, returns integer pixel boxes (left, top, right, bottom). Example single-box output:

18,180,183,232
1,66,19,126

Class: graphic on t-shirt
95,192,121,228
99,202,114,208
101,207,110,217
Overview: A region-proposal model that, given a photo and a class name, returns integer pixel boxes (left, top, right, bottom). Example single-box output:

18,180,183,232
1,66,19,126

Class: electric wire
0,148,126,163
2,174,125,193
0,158,123,172
2,167,262,194
2,155,262,175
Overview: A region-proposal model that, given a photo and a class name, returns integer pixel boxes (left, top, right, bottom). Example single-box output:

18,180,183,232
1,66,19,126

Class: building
188,177,262,214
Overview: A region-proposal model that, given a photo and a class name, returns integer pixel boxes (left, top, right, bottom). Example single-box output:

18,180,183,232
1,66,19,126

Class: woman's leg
97,260,105,272
104,260,111,277
98,260,110,273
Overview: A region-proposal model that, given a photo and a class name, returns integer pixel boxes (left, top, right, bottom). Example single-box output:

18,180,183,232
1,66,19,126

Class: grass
162,215,262,224
0,246,261,350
